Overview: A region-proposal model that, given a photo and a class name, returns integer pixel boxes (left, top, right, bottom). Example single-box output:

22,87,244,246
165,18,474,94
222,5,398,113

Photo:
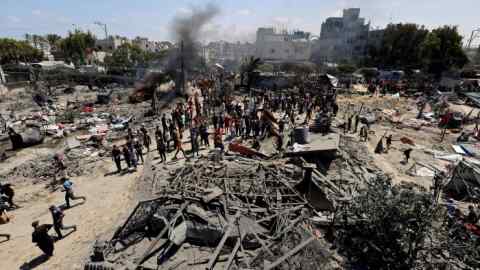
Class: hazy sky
1,0,478,44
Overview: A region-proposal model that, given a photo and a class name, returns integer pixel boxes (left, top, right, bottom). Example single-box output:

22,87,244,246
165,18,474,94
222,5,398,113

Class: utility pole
94,21,108,39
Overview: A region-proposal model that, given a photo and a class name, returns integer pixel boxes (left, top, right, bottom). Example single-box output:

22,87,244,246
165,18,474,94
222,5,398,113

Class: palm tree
240,56,262,90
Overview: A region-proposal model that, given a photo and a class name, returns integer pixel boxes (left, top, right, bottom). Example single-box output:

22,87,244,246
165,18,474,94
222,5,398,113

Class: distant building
26,36,54,61
204,41,255,64
95,36,130,51
315,8,370,63
132,37,172,53
255,28,312,62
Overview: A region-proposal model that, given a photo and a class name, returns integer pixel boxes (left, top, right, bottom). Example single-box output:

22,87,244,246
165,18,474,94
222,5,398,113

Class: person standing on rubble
161,114,168,135
353,114,360,133
133,138,144,164
214,130,225,152
53,153,67,182
32,221,54,257
122,146,132,169
403,148,413,164
156,133,167,163
155,125,163,143
62,177,86,208
199,121,210,147
359,125,368,142
111,145,122,173
386,135,393,151
126,139,138,169
49,205,76,239
190,125,200,158
173,128,188,161
140,124,151,153
127,128,134,142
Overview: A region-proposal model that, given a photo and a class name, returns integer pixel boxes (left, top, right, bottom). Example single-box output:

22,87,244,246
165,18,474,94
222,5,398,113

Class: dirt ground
0,146,139,270
337,94,471,189
0,84,195,269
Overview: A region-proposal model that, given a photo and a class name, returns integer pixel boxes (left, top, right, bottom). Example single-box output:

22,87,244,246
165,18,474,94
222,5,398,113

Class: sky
1,0,478,45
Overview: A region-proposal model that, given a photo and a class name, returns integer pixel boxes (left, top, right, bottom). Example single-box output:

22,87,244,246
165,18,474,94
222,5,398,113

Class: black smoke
167,3,220,73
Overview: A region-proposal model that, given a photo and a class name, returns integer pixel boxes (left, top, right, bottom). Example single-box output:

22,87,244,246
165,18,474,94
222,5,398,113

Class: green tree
337,64,357,74
367,23,429,70
60,30,96,66
256,63,274,73
45,34,62,48
0,38,42,64
104,43,152,69
420,26,468,77
239,56,263,90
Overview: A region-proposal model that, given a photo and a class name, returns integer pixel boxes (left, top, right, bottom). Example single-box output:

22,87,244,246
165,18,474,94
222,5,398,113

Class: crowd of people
109,81,339,169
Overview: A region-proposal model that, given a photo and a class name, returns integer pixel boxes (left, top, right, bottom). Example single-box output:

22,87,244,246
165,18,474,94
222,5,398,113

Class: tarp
446,160,480,201
326,74,338,87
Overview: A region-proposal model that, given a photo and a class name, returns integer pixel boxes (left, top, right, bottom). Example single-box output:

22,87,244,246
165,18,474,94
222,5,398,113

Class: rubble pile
321,135,381,197
0,150,95,183
84,155,342,270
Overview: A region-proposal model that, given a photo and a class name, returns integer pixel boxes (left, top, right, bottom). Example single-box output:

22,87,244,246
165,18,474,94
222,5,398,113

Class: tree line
0,31,169,69
365,24,469,78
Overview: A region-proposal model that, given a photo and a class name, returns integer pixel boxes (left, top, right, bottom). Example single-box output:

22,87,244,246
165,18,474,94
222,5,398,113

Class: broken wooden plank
135,201,189,268
205,212,240,270
263,236,315,270
223,235,242,270
247,223,274,257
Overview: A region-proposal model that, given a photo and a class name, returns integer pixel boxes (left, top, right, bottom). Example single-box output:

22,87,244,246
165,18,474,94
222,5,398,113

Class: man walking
126,139,138,169
140,124,151,153
32,221,54,257
173,128,188,161
199,122,209,147
111,145,122,173
133,138,144,164
62,178,86,208
157,135,167,163
49,205,76,239
122,145,132,169
190,126,200,158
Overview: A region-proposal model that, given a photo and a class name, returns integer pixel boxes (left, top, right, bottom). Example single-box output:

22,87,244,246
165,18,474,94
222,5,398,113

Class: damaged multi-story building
204,41,256,64
314,8,383,64
255,28,312,62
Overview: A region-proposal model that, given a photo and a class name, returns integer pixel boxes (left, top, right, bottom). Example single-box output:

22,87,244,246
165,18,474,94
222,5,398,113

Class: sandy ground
0,147,139,270
0,87,188,270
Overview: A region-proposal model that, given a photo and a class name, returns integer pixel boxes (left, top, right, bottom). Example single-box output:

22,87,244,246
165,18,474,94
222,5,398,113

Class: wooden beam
135,202,189,268
205,212,240,270
223,237,241,270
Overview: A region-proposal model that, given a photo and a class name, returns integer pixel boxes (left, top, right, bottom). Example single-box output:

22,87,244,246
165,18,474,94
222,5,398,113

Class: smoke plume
167,3,220,72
